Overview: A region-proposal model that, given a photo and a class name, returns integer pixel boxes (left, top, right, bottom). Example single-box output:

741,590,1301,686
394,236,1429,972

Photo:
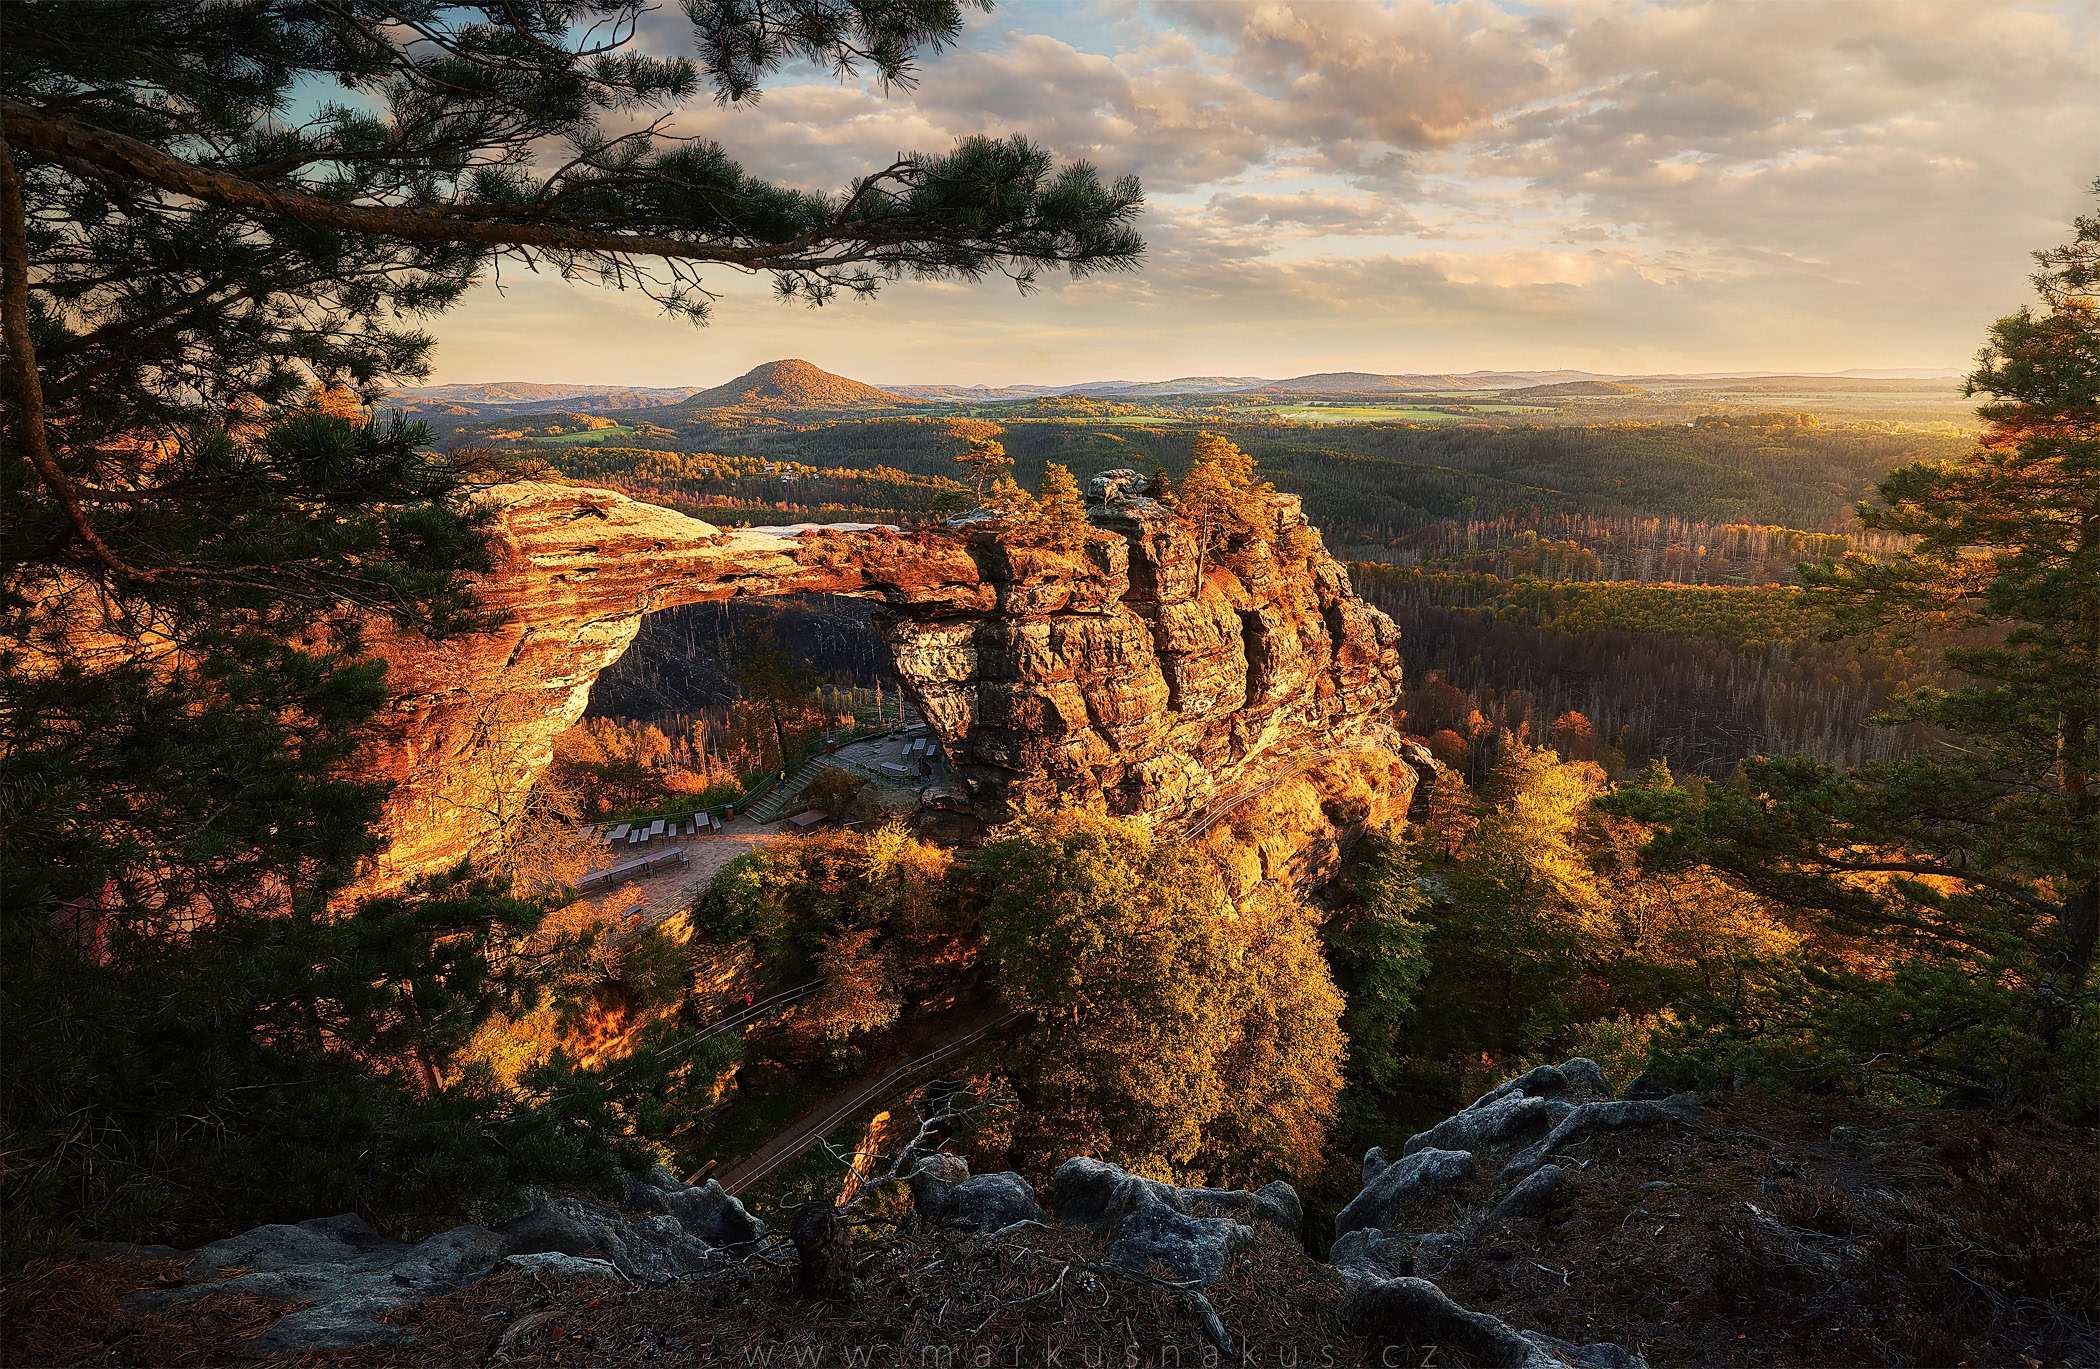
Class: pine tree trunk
791,1202,857,1299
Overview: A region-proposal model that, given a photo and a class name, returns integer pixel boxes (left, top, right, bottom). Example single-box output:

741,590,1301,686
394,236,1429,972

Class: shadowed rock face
364,471,1405,884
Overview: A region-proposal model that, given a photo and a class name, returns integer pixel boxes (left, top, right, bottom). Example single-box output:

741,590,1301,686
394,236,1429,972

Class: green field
1003,412,1192,427
1258,402,1549,424
531,422,638,444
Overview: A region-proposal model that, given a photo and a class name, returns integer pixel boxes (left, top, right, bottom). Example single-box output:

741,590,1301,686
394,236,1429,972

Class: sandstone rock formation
365,471,1407,884
907,1153,1044,1232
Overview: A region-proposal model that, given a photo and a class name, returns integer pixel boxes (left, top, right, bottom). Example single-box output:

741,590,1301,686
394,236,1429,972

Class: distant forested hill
456,411,1966,558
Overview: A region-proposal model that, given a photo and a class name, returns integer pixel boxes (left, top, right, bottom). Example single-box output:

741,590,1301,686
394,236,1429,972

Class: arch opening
360,476,1409,889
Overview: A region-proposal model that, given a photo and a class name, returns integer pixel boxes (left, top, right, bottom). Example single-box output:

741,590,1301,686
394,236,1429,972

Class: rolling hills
398,361,1968,418
378,382,703,416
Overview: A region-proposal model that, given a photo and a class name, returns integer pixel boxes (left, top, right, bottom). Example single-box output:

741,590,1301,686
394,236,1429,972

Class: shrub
802,767,866,818
1940,1128,2100,1318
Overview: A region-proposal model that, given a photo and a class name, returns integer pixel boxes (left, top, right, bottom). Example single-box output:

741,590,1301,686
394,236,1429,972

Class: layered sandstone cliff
364,471,1406,884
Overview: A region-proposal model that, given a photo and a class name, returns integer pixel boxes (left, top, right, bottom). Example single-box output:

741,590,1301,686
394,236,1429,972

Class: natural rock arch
364,472,1407,885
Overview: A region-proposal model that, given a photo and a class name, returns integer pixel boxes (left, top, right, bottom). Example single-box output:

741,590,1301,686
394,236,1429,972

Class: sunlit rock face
363,472,1406,885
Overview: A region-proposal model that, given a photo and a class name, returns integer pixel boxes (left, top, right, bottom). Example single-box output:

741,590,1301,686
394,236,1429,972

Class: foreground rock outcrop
98,1063,1691,1363
1331,1058,1701,1369
365,472,1407,884
48,1072,2097,1368
121,1168,762,1355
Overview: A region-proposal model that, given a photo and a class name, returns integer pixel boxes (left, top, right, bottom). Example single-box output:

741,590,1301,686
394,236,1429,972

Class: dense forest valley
5,7,2095,1364
402,359,2090,1151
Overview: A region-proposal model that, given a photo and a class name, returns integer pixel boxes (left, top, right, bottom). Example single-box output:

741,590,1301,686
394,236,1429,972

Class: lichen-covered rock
1492,1163,1570,1221
1503,1095,1702,1179
621,1168,677,1216
1527,1338,1650,1369
1047,1156,1276,1286
1106,1187,1255,1286
1467,1058,1612,1113
364,477,1409,885
189,1213,390,1275
505,1251,623,1280
910,1155,1044,1232
620,1168,763,1247
498,1195,722,1281
1345,1274,1647,1369
1052,1156,1146,1230
1333,1147,1475,1239
1052,1156,1300,1236
1328,1226,1426,1279
661,1179,765,1247
1403,1092,1573,1158
1178,1179,1302,1235
131,1218,516,1355
1323,1060,1689,1369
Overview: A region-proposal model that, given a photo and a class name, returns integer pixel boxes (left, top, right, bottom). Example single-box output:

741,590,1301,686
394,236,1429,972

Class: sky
424,0,2100,388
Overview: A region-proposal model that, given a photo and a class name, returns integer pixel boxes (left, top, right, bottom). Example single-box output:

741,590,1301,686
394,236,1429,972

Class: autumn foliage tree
1035,462,1091,550
929,423,1046,531
694,822,964,1000
1327,734,1808,1132
972,808,1343,1184
953,431,1014,501
1175,431,1272,576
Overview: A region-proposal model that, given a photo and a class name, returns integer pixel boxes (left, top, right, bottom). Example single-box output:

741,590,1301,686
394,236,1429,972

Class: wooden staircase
741,755,835,823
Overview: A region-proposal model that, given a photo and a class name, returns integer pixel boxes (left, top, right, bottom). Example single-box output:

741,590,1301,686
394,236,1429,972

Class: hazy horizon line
405,361,1972,391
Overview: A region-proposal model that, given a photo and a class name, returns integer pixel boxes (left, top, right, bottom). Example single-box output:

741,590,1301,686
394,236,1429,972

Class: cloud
1167,0,1558,163
1205,192,1425,237
429,0,2100,382
623,30,1286,196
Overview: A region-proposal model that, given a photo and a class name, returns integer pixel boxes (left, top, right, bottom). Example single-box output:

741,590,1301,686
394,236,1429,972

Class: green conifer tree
1176,431,1272,577
1036,462,1091,550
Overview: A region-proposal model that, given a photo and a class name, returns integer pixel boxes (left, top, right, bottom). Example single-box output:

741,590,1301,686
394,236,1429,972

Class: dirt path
710,1006,1019,1197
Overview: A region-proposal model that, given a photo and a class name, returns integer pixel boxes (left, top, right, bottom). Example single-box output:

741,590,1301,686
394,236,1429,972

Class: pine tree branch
1793,851,2060,920
0,125,157,581
1,103,1127,277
